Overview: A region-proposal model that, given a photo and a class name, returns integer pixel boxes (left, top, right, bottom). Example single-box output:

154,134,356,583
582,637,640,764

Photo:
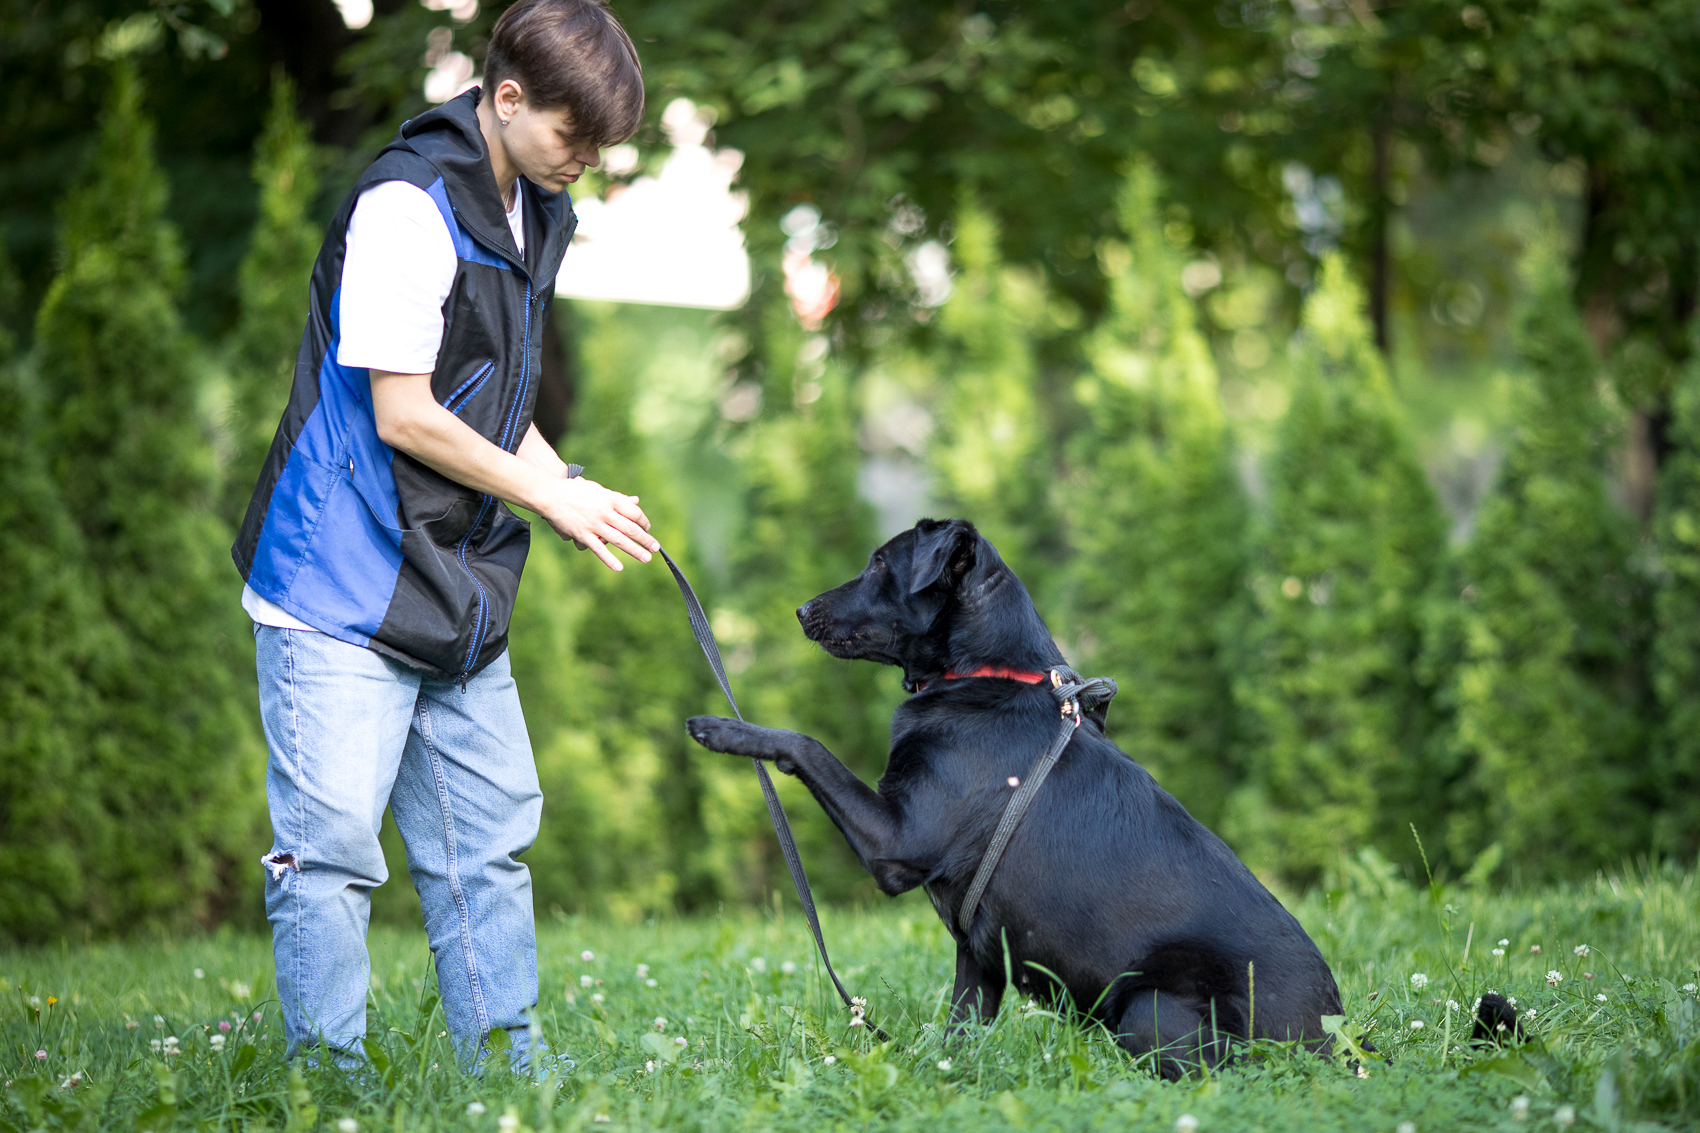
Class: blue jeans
255,626,545,1070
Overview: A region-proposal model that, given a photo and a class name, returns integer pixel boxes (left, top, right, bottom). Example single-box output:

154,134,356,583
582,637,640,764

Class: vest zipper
455,280,534,685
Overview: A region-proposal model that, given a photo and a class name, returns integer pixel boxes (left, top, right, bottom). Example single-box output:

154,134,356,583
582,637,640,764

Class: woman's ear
908,519,977,595
495,78,526,122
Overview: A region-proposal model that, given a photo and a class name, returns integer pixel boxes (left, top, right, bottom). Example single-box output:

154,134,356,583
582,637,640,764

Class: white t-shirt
244,178,533,632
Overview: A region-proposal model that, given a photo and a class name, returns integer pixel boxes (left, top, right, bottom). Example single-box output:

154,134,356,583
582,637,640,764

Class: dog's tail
1471,991,1528,1046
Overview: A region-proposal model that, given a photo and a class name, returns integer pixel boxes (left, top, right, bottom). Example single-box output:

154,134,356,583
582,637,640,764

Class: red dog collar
943,666,1048,684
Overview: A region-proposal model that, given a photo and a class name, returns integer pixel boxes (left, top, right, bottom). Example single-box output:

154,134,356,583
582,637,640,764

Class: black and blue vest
233,87,576,681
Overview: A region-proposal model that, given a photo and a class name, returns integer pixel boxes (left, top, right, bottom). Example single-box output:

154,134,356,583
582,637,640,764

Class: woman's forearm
369,369,657,570
373,379,557,512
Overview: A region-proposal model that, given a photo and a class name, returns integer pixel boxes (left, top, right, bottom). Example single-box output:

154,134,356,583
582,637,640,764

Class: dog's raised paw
686,715,756,754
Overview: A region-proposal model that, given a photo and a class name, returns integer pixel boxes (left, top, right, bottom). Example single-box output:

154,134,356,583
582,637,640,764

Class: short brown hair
485,0,644,146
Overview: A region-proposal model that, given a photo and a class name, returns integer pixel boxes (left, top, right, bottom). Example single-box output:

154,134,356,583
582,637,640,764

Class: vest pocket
441,360,496,416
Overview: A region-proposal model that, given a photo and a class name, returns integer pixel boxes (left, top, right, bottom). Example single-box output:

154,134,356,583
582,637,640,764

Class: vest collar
388,88,574,281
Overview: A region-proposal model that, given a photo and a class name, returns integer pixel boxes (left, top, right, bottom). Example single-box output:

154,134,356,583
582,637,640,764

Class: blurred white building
555,99,751,310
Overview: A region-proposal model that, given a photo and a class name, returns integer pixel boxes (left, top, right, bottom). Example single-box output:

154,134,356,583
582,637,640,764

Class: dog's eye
870,557,886,572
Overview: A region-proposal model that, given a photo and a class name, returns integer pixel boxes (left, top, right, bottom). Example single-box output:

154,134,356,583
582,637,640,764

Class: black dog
687,518,1345,1077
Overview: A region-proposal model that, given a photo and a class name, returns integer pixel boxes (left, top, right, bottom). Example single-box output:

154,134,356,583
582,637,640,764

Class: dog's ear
908,519,977,595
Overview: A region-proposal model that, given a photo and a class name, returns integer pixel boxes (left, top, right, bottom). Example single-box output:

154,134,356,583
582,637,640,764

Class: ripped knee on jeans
262,852,299,880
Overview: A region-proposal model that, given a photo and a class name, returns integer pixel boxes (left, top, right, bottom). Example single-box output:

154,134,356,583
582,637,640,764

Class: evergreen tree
1652,338,1700,861
1427,226,1651,877
1054,162,1247,826
223,71,320,525
508,301,719,915
29,63,263,932
714,306,898,904
1225,255,1446,882
929,201,1065,584
0,248,124,941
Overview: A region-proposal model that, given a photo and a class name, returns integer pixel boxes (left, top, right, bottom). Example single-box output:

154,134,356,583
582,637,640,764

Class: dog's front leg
686,717,909,886
948,941,1004,1030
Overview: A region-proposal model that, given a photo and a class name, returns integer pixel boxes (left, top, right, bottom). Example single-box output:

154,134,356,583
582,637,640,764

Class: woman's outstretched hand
537,472,657,571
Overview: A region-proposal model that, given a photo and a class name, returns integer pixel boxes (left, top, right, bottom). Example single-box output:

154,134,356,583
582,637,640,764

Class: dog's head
796,518,1064,689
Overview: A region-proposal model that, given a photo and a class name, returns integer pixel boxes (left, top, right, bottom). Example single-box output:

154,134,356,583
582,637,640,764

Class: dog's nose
796,600,821,639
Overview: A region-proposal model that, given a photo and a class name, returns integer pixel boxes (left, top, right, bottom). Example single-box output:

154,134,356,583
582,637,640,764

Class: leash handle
565,464,882,1036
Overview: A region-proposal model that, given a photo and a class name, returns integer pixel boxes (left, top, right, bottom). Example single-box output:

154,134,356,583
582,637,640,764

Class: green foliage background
2,0,1699,943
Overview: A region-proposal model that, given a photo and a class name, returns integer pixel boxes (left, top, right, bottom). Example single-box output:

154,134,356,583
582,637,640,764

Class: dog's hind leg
1113,990,1229,1081
947,941,1004,1031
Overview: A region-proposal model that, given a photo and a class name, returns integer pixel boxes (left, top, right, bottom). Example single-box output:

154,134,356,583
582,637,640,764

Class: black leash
956,668,1118,936
565,465,883,1038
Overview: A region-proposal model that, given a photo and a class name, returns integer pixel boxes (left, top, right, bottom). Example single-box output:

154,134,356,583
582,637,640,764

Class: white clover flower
591,993,604,1004
1595,993,1607,1003
654,1017,668,1031
1555,1105,1575,1129
1573,944,1589,957
781,961,797,975
645,979,658,988
59,1072,82,1089
823,1055,836,1065
1175,1115,1199,1133
937,1059,952,1071
28,996,40,1009
150,1040,163,1052
751,957,767,973
163,1037,179,1049
1408,1019,1425,1031
498,1114,520,1133
593,1115,610,1124
193,969,205,980
1446,999,1460,1012
1492,948,1505,958
1410,973,1429,990
581,950,595,962
849,1016,866,1028
1506,997,1516,1006
580,975,593,989
126,1019,139,1030
1397,1124,1416,1133
209,1034,226,1051
1511,1095,1530,1120
1546,971,1564,987
154,1015,165,1026
1530,945,1541,954
466,1102,487,1116
636,964,649,978
1684,983,1698,993
674,1037,687,1047
336,1119,358,1133
1498,939,1510,947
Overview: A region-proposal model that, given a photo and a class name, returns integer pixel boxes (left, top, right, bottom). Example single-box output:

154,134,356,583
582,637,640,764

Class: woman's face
490,79,601,193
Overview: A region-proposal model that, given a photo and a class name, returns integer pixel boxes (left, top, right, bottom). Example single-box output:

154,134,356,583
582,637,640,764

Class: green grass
4,858,1698,1132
